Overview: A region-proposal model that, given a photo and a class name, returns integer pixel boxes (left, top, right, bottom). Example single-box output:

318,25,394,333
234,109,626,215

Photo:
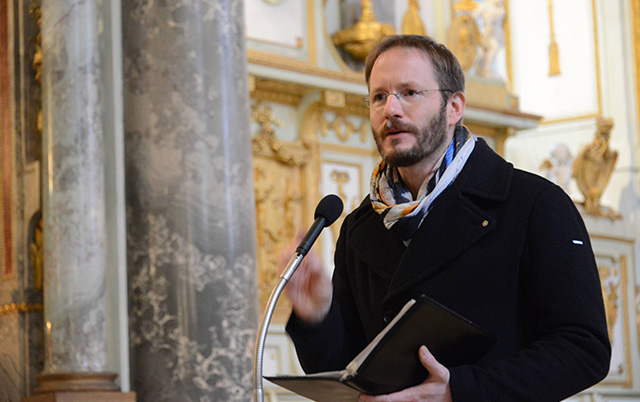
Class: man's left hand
358,345,452,402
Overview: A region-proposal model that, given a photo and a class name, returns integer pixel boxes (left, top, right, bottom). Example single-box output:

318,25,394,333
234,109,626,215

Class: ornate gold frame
1,0,14,280
591,234,633,387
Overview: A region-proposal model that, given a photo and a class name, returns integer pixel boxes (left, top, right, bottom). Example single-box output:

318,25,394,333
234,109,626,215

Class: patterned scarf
370,126,476,241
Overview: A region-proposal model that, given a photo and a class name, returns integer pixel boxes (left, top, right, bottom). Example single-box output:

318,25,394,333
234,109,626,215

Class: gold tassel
548,0,561,76
402,0,426,36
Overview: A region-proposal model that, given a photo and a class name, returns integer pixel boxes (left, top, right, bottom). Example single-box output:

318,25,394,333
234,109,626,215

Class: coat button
383,310,396,324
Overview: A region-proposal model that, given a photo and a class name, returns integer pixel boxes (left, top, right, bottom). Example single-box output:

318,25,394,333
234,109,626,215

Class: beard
372,100,449,167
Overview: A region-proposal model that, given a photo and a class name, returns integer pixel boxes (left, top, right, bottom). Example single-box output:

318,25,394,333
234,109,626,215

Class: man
282,35,610,402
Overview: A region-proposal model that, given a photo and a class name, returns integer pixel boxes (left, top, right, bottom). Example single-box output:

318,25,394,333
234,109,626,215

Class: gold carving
30,2,43,132
402,0,426,36
328,170,350,247
0,302,43,317
251,103,309,166
447,11,481,72
30,217,43,290
332,0,396,62
320,112,368,143
572,117,621,220
247,49,365,84
633,0,640,143
548,0,561,76
323,90,346,108
250,77,315,107
330,170,350,200
251,102,316,319
454,0,480,13
599,265,619,344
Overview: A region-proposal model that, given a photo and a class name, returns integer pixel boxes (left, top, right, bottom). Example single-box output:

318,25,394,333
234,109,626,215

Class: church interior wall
1,0,640,401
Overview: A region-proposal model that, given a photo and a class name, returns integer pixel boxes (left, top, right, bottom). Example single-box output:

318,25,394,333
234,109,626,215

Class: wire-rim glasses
364,88,453,112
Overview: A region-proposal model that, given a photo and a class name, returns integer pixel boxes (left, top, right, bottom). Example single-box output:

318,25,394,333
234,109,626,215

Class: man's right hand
279,232,333,324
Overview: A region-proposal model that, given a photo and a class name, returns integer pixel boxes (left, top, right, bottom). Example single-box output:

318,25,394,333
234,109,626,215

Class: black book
266,295,496,402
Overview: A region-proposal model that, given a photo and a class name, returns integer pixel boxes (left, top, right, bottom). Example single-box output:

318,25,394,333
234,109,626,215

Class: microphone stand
253,194,342,402
253,252,305,402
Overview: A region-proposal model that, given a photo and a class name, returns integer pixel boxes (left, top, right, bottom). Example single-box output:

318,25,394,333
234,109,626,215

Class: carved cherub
539,142,573,193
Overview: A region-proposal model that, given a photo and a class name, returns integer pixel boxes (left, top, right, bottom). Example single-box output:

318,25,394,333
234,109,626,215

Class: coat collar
347,138,514,304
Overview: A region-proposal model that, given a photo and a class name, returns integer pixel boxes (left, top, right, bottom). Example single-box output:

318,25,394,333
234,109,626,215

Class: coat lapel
382,138,514,303
348,206,406,282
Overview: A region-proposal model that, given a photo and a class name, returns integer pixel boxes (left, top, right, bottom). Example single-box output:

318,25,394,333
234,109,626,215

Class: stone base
23,372,136,402
24,392,136,402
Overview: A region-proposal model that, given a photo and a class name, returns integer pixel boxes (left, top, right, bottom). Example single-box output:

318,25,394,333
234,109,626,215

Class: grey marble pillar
40,0,108,374
122,1,258,401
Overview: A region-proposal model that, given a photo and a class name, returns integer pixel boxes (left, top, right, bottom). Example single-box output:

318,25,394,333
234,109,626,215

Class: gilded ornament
30,3,43,132
0,302,43,316
599,265,619,344
29,217,43,290
447,14,481,72
402,0,426,36
251,102,309,166
454,0,480,13
332,0,396,62
323,90,346,108
320,112,368,143
572,117,621,220
548,0,561,76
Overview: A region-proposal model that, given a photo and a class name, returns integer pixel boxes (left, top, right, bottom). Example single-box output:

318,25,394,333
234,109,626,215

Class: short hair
364,35,465,98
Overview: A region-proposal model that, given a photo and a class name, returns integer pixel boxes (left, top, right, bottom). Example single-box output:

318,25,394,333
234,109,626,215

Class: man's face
368,47,452,167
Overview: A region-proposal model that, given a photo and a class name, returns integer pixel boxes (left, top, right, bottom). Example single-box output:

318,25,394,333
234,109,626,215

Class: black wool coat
287,138,611,402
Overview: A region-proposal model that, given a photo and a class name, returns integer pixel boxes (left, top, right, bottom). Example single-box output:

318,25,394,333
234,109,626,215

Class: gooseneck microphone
254,194,344,402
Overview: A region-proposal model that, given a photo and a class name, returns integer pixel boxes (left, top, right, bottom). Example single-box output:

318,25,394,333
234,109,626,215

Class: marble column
33,0,133,400
40,0,107,373
122,1,257,402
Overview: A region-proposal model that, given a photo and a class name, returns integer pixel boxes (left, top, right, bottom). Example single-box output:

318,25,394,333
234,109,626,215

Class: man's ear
447,92,466,126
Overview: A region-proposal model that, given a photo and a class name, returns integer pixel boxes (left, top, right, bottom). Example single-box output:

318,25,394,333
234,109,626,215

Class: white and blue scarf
370,126,476,241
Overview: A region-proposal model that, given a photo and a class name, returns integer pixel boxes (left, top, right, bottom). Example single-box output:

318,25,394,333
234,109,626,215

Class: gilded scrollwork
251,102,310,166
598,264,619,345
320,111,368,143
30,2,43,133
328,169,350,245
251,101,314,317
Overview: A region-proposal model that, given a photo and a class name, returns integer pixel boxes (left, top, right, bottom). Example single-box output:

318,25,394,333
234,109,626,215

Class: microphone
296,194,344,256
254,194,344,402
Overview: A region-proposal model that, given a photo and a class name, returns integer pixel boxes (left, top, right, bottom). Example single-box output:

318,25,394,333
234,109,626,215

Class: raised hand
279,232,333,324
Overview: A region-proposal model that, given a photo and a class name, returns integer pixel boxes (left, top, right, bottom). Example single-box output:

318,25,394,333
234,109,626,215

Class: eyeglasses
364,89,453,112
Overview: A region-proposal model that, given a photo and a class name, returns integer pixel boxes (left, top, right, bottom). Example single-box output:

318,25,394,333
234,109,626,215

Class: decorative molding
0,0,13,280
633,0,640,142
595,253,632,387
0,302,44,317
250,101,318,323
319,112,368,144
247,49,365,84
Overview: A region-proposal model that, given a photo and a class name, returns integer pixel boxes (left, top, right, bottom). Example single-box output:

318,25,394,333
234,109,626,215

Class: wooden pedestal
23,372,136,402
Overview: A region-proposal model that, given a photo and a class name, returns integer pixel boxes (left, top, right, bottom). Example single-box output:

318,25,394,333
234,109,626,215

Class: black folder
266,295,496,401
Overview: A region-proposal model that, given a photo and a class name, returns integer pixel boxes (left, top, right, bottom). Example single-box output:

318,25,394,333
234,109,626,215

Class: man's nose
382,93,404,118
